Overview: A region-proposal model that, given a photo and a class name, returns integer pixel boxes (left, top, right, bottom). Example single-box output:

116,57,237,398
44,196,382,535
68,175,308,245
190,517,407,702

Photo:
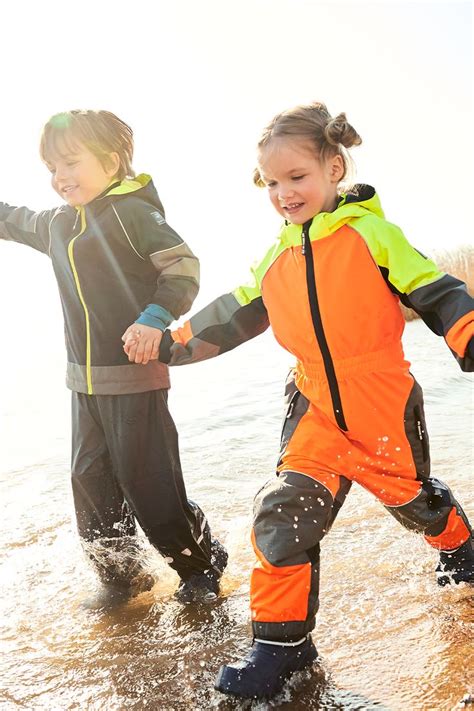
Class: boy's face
46,140,119,207
257,138,344,224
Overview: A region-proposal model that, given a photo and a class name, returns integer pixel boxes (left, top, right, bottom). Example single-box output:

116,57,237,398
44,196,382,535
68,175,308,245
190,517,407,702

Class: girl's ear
329,154,344,182
104,151,121,178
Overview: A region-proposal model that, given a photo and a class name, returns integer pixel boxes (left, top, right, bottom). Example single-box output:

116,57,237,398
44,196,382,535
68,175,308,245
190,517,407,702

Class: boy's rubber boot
175,538,228,603
436,533,474,586
81,569,156,610
214,635,318,700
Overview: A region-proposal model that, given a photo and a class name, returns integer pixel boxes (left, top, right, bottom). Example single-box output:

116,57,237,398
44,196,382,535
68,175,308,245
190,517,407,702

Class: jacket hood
76,174,166,217
282,184,385,245
337,184,383,215
104,173,165,215
312,183,385,234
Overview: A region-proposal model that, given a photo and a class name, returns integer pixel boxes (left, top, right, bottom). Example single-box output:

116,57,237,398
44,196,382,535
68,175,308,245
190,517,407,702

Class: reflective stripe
254,636,307,647
112,205,145,260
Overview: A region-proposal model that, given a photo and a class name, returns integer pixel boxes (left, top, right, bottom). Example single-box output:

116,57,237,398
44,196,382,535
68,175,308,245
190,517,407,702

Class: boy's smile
257,138,343,224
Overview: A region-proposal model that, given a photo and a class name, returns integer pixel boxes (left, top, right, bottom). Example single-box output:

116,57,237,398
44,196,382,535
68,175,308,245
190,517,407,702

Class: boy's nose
53,164,69,183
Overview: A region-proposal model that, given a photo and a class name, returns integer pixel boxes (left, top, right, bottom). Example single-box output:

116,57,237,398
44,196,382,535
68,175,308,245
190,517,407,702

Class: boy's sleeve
0,202,58,254
116,200,199,331
356,216,474,372
159,271,270,365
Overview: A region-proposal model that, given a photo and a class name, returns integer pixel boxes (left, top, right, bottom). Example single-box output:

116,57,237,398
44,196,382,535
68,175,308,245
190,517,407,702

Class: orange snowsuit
160,186,473,641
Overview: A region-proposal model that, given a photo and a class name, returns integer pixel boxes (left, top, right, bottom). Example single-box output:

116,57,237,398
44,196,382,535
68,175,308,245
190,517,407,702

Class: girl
130,101,473,699
0,110,227,606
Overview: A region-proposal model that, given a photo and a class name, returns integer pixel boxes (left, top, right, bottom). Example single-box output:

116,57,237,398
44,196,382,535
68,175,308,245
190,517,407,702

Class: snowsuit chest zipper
301,220,348,431
67,208,93,395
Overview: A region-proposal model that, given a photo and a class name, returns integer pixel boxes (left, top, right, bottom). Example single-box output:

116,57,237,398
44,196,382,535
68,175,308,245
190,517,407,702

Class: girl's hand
121,324,163,365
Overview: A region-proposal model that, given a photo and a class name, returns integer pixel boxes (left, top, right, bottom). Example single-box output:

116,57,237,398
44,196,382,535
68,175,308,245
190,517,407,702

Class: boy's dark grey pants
71,389,212,584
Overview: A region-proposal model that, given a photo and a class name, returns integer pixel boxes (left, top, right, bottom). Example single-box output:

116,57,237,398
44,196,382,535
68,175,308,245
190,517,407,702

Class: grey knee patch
253,471,333,566
385,478,456,536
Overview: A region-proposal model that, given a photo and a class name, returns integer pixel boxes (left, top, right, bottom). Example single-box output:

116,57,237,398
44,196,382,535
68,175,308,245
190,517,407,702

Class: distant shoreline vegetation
401,244,473,322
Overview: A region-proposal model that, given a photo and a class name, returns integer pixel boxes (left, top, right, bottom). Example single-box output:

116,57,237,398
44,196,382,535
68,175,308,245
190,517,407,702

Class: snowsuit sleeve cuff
158,330,173,363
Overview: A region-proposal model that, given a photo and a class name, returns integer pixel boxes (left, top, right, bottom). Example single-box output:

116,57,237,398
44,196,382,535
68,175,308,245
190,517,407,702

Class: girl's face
257,138,344,224
46,139,120,207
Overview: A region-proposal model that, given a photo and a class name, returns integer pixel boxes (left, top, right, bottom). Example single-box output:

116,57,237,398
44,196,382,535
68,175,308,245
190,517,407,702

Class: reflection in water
0,322,473,709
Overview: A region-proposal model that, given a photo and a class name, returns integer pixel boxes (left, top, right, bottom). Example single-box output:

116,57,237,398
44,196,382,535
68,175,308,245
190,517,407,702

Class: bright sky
0,0,471,466
0,0,471,303
0,0,471,324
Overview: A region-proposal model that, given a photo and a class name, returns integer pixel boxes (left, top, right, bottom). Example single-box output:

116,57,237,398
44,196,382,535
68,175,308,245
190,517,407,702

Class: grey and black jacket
0,174,199,394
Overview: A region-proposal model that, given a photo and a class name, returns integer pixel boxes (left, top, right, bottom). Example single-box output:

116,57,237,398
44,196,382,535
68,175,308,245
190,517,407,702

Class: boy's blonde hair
40,110,135,181
254,101,362,188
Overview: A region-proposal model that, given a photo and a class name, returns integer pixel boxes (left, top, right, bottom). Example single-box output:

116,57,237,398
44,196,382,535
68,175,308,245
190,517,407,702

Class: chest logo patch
150,210,166,225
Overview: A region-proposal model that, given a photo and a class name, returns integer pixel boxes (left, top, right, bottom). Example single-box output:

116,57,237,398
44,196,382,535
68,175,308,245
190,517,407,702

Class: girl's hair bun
325,112,362,149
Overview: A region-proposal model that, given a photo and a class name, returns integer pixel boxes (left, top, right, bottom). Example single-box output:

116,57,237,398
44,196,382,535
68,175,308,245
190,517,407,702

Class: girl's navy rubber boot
214,635,317,700
436,533,474,586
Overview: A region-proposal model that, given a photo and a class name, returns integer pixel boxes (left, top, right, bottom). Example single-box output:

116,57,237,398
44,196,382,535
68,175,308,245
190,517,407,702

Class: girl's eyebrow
262,167,307,181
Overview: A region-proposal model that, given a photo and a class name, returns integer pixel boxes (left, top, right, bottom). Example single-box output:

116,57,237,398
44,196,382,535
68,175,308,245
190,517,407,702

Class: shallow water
0,321,473,710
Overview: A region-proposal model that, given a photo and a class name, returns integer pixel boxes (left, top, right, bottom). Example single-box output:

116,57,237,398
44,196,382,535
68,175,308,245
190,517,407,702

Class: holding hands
122,323,163,365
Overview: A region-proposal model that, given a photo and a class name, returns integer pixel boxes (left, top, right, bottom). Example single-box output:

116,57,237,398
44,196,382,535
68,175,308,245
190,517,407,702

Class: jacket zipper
68,209,93,395
302,220,348,431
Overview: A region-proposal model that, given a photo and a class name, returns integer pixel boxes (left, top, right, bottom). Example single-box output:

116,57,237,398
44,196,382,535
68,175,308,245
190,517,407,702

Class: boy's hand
122,324,163,365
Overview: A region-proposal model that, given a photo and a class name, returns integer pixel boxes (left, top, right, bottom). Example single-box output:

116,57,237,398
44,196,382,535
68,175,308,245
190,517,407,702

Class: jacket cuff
135,304,174,331
159,330,173,363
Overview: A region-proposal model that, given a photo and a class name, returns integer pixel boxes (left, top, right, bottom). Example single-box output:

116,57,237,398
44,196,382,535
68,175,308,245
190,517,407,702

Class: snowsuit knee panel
386,478,472,538
253,471,335,567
